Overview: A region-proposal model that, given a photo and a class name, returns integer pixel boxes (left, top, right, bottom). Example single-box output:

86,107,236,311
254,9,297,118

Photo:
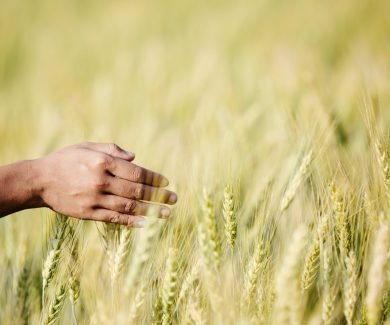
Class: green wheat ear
44,284,66,325
15,264,30,324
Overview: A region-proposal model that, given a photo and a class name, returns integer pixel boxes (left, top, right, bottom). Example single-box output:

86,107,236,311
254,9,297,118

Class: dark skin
0,142,177,227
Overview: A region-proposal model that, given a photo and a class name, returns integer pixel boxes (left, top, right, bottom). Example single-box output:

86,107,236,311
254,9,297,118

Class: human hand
36,142,177,227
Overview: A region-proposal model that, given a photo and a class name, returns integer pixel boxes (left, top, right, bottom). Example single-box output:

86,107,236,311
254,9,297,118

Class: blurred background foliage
1,0,389,160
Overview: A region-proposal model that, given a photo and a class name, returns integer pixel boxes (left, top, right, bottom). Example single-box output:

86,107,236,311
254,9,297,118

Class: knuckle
93,175,110,191
124,200,137,214
126,216,138,227
77,205,91,219
109,213,122,224
88,193,100,206
108,143,120,154
131,167,144,182
96,153,113,170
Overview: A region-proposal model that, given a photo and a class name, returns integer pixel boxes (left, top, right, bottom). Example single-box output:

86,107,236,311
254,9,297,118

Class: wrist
26,158,48,209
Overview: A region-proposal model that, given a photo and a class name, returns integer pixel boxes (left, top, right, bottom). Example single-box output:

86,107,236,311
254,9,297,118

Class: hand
36,142,177,227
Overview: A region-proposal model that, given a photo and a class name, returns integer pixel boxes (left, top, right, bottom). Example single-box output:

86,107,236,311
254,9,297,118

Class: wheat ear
275,225,307,325
126,217,161,295
177,263,200,311
15,264,30,324
375,140,390,199
44,284,66,325
322,250,337,325
42,215,68,303
162,248,179,325
366,223,389,325
197,223,222,313
186,286,205,325
344,250,358,325
67,220,81,305
202,189,222,270
111,226,132,284
302,215,329,291
223,184,237,252
129,282,147,324
330,183,351,256
280,150,313,212
153,290,164,325
241,239,268,313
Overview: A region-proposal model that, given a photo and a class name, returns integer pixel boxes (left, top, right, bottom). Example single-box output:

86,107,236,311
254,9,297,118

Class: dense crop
0,0,389,324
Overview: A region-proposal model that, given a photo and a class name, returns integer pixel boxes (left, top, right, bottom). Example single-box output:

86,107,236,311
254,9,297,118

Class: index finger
107,158,169,187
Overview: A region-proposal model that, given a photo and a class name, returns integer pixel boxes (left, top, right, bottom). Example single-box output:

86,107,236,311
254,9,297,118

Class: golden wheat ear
223,184,237,253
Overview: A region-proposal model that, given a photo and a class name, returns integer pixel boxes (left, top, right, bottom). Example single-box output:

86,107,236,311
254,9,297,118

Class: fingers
92,209,146,227
81,142,135,161
107,159,169,187
99,195,171,218
107,177,178,204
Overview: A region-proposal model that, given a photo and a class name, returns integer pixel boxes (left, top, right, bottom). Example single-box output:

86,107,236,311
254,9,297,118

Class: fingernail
160,206,171,218
160,177,169,187
126,151,135,159
134,217,145,228
168,193,178,204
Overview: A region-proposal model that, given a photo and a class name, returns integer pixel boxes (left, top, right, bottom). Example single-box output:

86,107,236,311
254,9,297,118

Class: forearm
0,159,45,217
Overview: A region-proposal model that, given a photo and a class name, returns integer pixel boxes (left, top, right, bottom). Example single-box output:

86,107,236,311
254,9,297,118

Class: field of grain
0,0,390,324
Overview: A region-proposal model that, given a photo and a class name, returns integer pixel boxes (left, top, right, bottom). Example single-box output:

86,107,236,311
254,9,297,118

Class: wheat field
0,0,390,324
